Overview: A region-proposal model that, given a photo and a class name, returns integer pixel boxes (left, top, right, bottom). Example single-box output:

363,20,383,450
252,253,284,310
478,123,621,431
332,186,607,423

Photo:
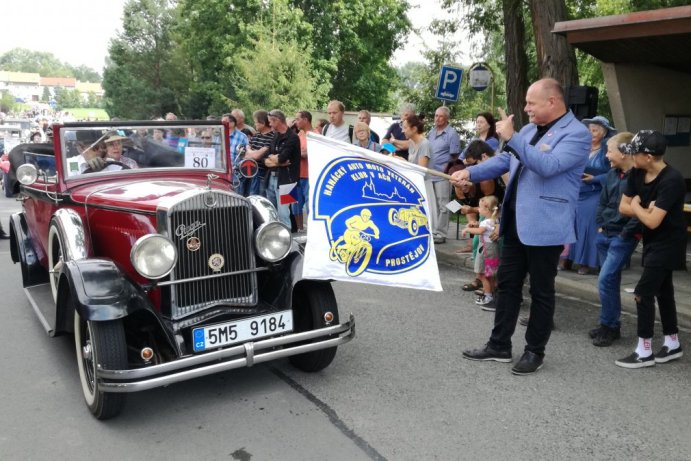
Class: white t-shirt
478,218,496,244
324,123,350,143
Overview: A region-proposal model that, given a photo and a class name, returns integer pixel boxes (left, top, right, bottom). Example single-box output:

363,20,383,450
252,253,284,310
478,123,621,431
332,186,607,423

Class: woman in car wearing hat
104,133,138,169
559,115,615,275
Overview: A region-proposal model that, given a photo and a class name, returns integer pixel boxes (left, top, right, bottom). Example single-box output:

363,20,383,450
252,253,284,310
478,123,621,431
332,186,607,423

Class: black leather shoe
462,344,512,363
592,326,621,347
588,325,604,339
0,230,9,240
511,351,544,375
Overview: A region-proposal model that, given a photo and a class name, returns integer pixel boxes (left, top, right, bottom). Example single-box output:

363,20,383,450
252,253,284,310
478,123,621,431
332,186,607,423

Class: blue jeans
267,174,291,227
251,168,266,196
237,168,266,197
596,232,638,329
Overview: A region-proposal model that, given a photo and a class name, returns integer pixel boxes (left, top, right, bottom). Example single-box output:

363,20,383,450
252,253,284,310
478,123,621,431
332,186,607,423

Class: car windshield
61,124,227,178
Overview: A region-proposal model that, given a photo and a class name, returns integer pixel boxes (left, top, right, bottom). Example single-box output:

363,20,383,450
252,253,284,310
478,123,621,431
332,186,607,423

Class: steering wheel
82,161,132,174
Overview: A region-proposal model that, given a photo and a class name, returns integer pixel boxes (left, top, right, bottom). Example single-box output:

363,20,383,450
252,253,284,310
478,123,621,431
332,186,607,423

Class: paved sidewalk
434,223,691,329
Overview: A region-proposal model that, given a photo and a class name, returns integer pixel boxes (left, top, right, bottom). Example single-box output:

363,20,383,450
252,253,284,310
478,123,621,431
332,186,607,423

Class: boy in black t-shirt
615,130,686,369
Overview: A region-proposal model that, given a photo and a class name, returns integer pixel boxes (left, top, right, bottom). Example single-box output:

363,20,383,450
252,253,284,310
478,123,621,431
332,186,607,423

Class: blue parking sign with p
435,65,463,102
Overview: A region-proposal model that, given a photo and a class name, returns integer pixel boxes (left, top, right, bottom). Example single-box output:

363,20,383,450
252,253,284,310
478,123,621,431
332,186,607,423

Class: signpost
435,65,464,103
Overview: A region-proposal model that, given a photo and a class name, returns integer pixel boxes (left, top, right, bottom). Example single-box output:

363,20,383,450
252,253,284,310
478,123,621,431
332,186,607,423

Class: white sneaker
475,294,494,306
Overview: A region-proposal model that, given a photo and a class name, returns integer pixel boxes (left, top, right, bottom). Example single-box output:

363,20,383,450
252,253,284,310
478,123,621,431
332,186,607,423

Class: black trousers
488,215,563,355
635,266,678,338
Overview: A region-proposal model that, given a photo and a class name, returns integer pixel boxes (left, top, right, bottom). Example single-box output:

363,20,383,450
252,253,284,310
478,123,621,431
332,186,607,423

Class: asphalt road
0,195,689,460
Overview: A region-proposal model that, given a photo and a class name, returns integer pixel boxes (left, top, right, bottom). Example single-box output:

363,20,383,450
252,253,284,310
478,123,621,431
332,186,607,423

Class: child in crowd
615,130,686,368
461,195,500,310
589,131,639,347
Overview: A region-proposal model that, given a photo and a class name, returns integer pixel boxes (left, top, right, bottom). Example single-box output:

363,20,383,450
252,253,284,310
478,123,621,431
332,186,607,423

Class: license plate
192,311,293,352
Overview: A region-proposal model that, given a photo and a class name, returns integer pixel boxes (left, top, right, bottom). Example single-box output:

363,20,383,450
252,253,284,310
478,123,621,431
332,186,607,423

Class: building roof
40,76,77,87
0,71,41,84
553,5,691,74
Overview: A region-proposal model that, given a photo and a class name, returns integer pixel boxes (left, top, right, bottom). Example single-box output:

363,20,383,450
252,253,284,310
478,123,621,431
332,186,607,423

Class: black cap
619,130,666,156
75,130,103,143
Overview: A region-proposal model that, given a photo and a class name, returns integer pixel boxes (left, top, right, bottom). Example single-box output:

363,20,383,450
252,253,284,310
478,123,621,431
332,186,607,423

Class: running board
24,283,56,336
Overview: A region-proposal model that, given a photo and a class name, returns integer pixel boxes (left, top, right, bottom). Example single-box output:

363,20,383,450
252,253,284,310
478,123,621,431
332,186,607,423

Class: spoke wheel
408,219,419,236
74,311,127,419
346,243,372,276
388,208,399,225
47,225,65,302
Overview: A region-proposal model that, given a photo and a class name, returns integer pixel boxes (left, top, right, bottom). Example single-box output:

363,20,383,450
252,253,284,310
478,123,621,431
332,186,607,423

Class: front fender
60,258,150,321
10,212,49,287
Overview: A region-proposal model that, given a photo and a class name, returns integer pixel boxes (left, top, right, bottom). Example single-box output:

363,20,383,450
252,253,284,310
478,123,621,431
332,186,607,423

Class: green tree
0,48,101,81
0,48,71,76
293,0,411,111
396,2,509,132
70,65,102,82
102,0,187,119
54,87,82,110
86,92,101,108
229,0,331,115
0,91,15,113
442,0,690,126
41,87,51,103
174,0,268,117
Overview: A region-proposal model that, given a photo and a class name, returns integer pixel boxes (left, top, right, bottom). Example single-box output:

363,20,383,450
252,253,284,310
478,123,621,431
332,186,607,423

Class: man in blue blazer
451,78,591,375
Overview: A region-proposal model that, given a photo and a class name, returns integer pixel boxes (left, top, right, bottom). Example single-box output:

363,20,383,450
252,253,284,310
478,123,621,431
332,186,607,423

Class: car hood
69,178,232,213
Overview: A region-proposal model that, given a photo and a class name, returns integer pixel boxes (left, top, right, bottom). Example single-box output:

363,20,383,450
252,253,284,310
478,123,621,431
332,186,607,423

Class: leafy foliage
0,92,15,113
292,0,411,111
0,48,101,81
102,0,187,119
54,88,83,110
105,0,408,118
229,1,331,115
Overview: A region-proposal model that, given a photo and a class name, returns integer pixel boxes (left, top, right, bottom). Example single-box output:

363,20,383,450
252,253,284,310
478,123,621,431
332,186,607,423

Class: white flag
303,133,442,291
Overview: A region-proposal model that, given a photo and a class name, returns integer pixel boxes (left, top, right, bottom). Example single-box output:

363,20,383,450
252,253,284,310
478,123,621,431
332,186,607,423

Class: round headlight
255,222,291,262
16,164,38,185
130,234,177,279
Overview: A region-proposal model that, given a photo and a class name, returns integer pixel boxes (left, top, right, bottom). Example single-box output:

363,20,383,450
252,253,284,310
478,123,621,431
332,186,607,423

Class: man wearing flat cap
70,130,107,175
615,130,686,369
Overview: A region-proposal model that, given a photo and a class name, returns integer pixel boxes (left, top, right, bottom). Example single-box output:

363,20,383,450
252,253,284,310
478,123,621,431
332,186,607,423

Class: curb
435,246,691,330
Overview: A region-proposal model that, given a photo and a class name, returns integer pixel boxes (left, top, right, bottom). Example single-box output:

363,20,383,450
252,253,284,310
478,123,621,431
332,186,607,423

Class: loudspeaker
565,86,598,121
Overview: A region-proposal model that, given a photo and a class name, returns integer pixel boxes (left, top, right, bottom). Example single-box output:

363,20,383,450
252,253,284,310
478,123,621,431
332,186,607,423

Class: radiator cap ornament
208,253,225,272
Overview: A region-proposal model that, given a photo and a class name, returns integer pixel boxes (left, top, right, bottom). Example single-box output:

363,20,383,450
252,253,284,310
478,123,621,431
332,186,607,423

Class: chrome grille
167,191,257,319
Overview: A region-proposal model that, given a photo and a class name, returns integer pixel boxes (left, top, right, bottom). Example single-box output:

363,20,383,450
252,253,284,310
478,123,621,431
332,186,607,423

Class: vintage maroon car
8,121,354,419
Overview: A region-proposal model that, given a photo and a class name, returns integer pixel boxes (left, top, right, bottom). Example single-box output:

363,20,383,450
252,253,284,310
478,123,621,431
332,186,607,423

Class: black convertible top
8,143,55,194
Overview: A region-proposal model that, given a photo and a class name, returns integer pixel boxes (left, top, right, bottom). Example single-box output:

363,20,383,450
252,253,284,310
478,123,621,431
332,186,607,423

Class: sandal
455,244,473,254
462,279,482,291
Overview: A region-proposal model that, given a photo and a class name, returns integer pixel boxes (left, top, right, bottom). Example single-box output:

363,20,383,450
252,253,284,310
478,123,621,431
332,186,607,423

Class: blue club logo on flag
303,133,442,291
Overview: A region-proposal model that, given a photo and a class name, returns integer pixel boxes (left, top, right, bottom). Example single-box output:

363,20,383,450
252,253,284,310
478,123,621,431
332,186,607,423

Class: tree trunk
529,0,578,87
502,0,530,129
